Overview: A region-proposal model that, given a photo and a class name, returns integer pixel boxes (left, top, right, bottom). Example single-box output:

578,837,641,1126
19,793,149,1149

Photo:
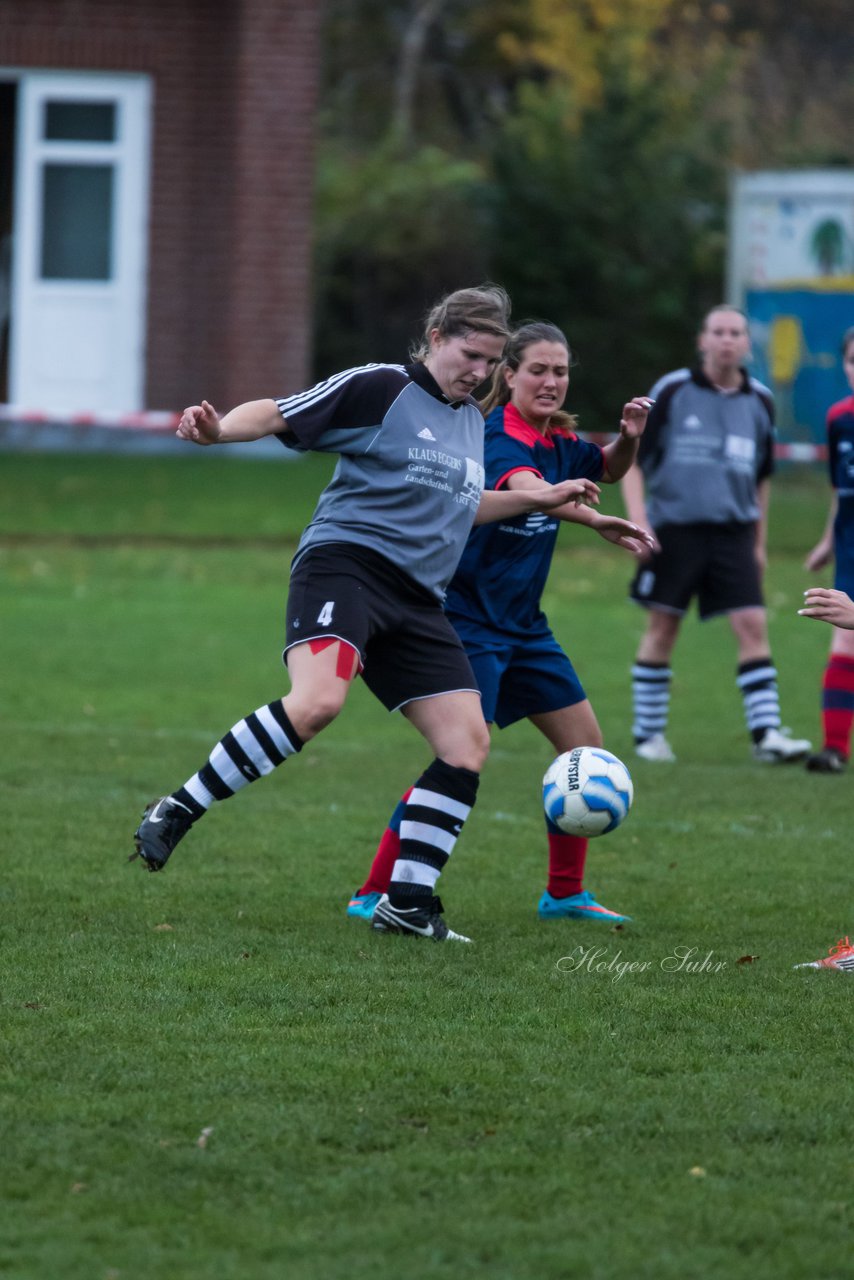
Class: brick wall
0,0,320,409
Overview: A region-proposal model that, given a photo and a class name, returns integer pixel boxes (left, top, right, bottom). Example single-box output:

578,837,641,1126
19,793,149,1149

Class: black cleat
805,746,847,774
131,797,194,871
371,893,471,942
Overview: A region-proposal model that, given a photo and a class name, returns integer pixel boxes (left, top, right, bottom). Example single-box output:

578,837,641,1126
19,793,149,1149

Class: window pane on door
40,164,114,280
44,101,116,142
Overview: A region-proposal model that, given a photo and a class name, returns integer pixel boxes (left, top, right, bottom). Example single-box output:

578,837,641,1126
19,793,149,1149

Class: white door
9,72,151,414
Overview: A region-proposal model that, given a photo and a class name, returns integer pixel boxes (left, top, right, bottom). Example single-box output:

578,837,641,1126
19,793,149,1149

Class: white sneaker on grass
752,727,811,763
635,733,676,763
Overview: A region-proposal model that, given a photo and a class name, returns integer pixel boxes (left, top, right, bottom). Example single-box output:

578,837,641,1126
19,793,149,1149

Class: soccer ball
542,746,633,837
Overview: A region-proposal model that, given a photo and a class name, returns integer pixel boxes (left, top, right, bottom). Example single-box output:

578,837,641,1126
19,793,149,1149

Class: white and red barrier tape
0,405,829,460
774,441,827,462
0,405,180,432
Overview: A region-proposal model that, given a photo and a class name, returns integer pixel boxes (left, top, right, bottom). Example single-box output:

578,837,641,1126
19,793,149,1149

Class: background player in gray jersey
621,305,810,765
131,285,598,942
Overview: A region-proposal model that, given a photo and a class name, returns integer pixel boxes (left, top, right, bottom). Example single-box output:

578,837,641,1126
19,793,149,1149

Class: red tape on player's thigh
308,637,360,680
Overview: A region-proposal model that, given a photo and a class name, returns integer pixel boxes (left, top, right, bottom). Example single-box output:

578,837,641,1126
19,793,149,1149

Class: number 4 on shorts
317,601,335,627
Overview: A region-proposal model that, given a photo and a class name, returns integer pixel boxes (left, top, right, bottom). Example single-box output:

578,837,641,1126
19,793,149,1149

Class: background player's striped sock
631,663,672,742
821,654,854,758
172,700,303,818
736,657,780,742
388,759,479,907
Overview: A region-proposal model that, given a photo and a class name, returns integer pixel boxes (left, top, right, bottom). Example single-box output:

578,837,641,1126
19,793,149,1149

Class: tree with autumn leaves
313,1,853,420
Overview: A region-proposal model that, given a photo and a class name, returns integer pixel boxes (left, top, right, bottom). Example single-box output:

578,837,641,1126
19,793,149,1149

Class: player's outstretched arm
600,397,654,481
804,493,837,572
805,536,834,573
177,398,283,445
588,513,656,557
545,500,655,555
619,462,649,525
799,588,854,629
474,477,600,526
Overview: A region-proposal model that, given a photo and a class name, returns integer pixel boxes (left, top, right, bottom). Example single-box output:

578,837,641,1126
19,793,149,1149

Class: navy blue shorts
449,613,586,729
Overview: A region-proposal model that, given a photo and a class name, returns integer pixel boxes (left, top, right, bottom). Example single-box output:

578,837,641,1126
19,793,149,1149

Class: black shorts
284,543,479,712
629,521,763,620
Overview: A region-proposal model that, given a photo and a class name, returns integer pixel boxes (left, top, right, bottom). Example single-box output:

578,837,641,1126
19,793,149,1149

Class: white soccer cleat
635,733,676,763
752,727,811,763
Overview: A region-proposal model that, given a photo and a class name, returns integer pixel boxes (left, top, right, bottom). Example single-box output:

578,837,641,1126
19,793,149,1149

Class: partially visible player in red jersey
802,327,854,773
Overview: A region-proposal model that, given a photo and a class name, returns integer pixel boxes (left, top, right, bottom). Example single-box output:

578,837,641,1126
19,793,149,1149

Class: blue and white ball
543,747,633,837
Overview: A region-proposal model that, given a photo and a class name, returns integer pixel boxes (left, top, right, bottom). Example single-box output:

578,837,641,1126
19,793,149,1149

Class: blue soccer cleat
346,891,382,921
537,889,631,924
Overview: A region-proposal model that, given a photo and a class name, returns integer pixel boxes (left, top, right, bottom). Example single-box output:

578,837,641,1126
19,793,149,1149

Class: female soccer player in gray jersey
131,285,598,942
349,321,654,929
621,305,811,765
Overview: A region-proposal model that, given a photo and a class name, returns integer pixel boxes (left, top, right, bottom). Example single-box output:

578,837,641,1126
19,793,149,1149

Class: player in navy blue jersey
349,321,655,926
130,287,602,943
802,327,854,773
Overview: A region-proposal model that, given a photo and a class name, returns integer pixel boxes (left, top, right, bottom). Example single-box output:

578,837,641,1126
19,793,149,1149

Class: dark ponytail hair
481,320,578,433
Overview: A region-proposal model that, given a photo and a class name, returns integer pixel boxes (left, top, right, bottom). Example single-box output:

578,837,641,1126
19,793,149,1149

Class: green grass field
1,449,851,1280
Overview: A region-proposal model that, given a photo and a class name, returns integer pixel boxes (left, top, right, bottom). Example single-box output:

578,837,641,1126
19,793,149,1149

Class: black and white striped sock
631,663,673,743
388,758,480,907
172,701,303,819
736,658,780,743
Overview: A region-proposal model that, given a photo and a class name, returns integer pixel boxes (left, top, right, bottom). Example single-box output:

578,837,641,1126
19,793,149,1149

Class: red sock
546,829,588,899
822,655,854,758
357,788,413,896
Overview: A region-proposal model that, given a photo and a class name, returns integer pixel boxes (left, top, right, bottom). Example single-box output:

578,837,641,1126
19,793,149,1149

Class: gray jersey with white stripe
637,366,775,528
275,362,485,601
